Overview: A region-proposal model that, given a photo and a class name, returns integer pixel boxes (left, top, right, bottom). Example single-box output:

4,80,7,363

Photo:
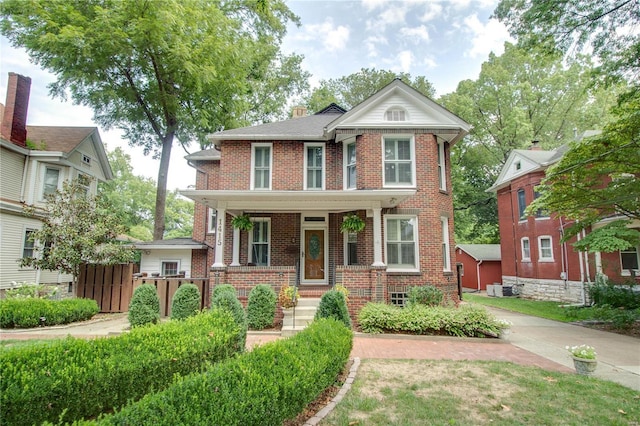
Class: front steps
281,297,320,337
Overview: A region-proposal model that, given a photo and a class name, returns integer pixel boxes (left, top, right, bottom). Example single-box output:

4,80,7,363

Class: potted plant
340,213,365,234
566,344,597,375
496,319,512,340
278,284,299,309
231,214,253,231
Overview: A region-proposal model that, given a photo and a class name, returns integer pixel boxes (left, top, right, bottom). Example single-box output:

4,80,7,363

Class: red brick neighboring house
488,141,640,304
181,79,471,320
455,244,501,292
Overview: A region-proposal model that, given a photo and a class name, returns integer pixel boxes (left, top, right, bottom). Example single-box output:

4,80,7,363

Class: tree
20,179,135,283
303,68,435,112
439,43,616,243
1,0,308,240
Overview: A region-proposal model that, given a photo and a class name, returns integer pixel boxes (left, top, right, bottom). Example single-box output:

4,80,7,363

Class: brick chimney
529,140,541,151
1,72,31,147
291,106,307,119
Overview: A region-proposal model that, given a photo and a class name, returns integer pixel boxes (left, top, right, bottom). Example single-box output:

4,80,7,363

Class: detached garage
456,244,502,292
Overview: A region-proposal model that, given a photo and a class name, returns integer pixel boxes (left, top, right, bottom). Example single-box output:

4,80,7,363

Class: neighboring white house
0,72,113,291
135,237,208,278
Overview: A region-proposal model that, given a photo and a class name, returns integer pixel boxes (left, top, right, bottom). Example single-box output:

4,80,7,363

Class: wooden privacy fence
133,277,209,317
77,263,135,313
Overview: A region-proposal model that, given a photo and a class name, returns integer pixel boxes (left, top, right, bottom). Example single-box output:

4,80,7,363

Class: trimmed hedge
212,284,236,299
170,283,201,320
0,297,99,328
91,319,353,425
0,310,243,425
211,290,247,351
315,290,351,328
247,284,277,330
358,303,501,337
407,285,443,307
128,284,161,327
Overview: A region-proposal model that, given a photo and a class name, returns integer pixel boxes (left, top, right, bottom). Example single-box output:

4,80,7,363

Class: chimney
529,140,541,151
291,106,307,119
1,72,31,147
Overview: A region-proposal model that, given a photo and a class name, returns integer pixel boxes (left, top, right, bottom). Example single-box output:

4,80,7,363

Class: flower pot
572,356,597,376
498,328,511,340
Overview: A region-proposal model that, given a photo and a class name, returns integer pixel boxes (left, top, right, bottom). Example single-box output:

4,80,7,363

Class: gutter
476,260,483,291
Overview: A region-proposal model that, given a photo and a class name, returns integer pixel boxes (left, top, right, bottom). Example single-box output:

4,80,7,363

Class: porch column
231,227,240,266
372,207,385,267
213,206,226,267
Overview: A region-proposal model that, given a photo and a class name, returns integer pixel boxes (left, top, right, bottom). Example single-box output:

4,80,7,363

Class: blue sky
0,0,511,190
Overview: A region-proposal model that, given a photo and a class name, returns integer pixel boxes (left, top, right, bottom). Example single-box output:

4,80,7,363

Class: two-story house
0,72,113,292
181,79,470,319
488,141,640,304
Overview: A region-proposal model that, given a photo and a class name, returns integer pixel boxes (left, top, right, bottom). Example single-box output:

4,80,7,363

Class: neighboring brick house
455,244,501,292
0,73,113,292
181,79,470,320
488,141,640,304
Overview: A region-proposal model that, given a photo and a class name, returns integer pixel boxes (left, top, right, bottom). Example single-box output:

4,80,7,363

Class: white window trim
303,143,325,190
538,236,554,262
161,260,181,276
250,143,272,190
517,188,527,221
41,165,62,200
384,107,409,122
381,134,416,188
620,245,640,276
343,140,356,190
521,237,531,261
20,227,37,269
82,153,92,166
384,214,420,272
437,139,447,191
248,218,271,266
441,216,451,272
207,208,217,234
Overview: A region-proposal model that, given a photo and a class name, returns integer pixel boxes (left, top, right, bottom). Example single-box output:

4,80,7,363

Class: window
249,218,270,266
538,236,553,261
521,238,531,261
534,190,549,218
441,216,451,271
43,167,60,198
344,141,356,189
385,216,418,271
383,136,414,187
620,246,639,274
77,174,91,196
22,229,36,259
304,144,324,190
385,108,406,121
515,161,521,171
161,261,179,276
207,208,217,234
251,144,272,190
517,189,526,219
82,154,91,165
437,139,446,191
344,231,358,265
390,292,408,307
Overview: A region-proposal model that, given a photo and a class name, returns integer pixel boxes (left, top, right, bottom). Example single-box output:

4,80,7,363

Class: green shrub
4,282,58,299
588,281,640,309
247,284,276,330
0,310,242,426
93,319,353,426
128,284,160,327
211,291,247,350
0,298,98,328
170,283,201,320
315,290,351,328
357,302,498,337
407,285,443,307
212,284,236,299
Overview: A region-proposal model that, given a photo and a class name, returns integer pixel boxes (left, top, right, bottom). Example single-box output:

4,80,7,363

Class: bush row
358,303,501,337
589,281,640,309
1,310,244,426
0,297,99,328
87,319,353,426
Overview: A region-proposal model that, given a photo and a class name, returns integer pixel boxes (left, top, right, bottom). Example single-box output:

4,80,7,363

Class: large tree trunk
153,131,175,240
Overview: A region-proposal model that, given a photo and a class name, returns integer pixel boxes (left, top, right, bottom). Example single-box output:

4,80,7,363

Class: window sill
621,270,640,277
387,270,421,275
439,189,449,195
538,259,555,263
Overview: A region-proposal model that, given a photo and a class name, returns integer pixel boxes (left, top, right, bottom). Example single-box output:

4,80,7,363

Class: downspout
508,189,519,286
576,230,586,306
476,259,483,292
582,230,591,283
20,153,29,202
559,218,568,288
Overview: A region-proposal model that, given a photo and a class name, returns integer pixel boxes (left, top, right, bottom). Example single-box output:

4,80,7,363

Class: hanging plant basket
340,213,365,234
231,214,253,231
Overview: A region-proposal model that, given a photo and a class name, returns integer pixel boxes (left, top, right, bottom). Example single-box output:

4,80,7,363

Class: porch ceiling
179,189,416,212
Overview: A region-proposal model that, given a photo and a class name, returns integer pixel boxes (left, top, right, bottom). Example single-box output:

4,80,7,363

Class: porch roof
180,189,416,212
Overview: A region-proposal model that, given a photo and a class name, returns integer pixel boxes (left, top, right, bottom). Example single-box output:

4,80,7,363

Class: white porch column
231,227,241,266
372,207,385,267
213,206,226,267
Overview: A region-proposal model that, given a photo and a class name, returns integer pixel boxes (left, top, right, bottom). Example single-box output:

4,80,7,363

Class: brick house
181,79,470,320
488,141,640,304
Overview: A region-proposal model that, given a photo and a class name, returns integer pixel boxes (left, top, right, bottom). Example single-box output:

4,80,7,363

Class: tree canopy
1,0,308,240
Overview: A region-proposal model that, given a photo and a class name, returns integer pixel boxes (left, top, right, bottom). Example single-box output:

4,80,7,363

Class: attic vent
515,161,521,171
82,154,91,165
385,108,406,121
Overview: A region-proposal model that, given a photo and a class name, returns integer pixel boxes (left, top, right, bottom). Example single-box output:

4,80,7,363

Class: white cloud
365,35,388,58
399,25,430,43
361,0,387,11
462,14,512,58
298,18,351,52
420,2,443,22
381,50,415,73
366,4,409,32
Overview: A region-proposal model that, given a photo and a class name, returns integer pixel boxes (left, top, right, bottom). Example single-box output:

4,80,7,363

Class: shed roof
456,244,501,261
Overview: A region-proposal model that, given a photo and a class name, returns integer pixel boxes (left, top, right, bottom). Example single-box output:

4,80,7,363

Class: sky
0,0,512,191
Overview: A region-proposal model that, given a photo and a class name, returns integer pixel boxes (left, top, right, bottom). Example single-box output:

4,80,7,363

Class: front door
303,228,325,283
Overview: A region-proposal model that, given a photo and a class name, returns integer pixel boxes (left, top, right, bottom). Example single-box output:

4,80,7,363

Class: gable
488,148,562,192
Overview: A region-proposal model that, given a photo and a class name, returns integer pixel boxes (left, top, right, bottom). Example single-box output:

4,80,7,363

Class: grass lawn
322,359,640,426
463,293,593,322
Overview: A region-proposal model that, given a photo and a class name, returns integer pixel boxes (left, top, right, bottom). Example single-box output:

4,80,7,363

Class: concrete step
281,297,320,336
295,297,321,307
